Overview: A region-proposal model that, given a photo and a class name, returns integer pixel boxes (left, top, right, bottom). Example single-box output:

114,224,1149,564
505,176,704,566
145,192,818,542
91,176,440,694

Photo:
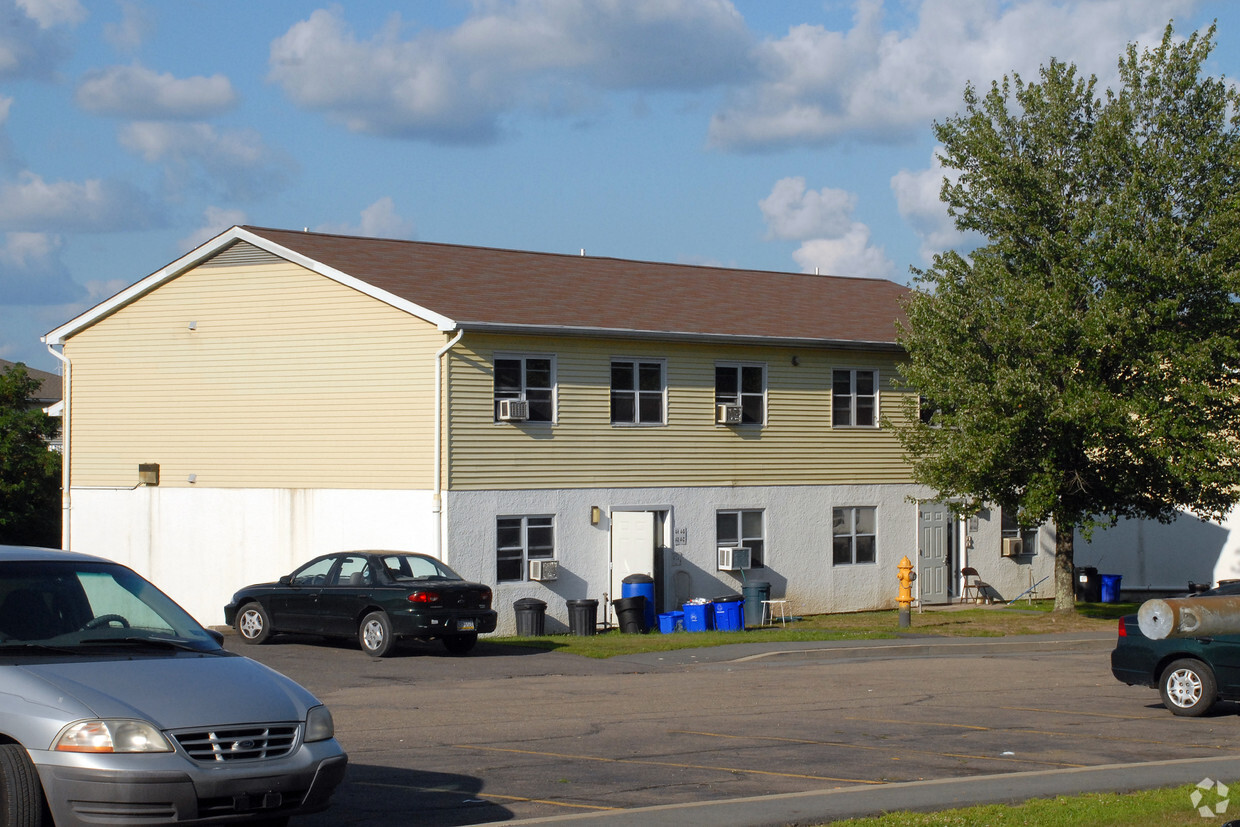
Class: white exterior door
610,511,655,622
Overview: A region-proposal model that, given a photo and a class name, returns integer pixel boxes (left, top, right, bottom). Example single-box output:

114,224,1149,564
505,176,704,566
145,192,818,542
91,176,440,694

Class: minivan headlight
304,705,334,742
54,720,172,753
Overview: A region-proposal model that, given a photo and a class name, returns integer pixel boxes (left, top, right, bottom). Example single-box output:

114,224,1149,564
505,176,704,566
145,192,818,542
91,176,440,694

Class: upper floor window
716,508,765,568
496,515,555,582
715,363,765,425
833,369,877,427
833,506,876,565
611,360,666,425
494,356,554,422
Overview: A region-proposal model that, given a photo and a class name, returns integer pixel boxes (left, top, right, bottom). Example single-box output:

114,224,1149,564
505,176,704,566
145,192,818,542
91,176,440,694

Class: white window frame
496,515,555,582
493,354,557,423
832,368,879,428
832,506,877,566
716,508,765,568
610,358,667,426
715,362,767,425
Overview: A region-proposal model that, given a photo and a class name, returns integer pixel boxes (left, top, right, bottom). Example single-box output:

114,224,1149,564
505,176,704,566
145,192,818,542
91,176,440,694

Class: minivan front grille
173,724,299,763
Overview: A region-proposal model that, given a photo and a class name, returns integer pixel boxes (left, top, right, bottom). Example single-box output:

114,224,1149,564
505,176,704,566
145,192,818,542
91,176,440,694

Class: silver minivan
0,545,347,825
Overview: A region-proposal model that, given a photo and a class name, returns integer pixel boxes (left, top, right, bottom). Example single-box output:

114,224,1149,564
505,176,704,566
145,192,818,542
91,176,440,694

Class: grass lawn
487,599,1135,659
828,784,1223,826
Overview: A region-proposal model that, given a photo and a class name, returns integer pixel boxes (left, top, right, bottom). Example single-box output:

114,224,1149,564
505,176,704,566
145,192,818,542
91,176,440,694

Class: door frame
608,506,672,621
917,501,956,605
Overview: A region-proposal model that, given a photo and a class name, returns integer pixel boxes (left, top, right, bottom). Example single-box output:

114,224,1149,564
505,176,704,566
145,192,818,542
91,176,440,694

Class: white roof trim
42,226,458,345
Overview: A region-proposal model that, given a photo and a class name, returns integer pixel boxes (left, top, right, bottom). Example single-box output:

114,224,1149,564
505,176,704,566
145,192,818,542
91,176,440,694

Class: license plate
458,619,476,631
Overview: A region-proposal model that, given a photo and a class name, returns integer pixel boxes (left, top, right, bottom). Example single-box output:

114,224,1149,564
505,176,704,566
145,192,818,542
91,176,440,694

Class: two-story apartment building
43,226,1052,631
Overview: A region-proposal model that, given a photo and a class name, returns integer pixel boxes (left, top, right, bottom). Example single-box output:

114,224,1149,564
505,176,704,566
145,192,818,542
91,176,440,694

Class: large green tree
895,23,1240,611
0,363,61,547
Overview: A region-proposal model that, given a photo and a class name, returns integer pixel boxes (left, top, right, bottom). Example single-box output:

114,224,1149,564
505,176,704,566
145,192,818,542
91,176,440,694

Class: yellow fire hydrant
897,555,916,628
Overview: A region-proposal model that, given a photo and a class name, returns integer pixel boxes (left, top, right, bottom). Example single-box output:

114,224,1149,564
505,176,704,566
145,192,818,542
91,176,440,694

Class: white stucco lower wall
1074,506,1240,594
68,487,437,626
444,485,1055,635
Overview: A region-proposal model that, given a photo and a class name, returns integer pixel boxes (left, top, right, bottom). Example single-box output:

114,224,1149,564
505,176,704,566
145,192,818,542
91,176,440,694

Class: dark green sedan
225,551,497,657
1111,583,1240,716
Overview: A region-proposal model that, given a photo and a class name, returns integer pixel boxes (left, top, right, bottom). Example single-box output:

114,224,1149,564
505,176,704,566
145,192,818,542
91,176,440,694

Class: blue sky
2,0,1237,371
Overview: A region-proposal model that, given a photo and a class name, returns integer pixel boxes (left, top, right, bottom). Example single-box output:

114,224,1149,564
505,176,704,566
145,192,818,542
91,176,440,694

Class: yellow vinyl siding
446,334,915,490
66,262,444,489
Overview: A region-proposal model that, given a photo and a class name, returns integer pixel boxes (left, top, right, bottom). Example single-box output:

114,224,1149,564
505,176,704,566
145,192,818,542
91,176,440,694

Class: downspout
433,329,464,561
46,343,70,549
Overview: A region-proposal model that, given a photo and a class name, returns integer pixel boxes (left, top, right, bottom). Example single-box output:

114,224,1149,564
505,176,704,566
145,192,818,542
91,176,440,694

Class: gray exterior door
918,503,954,605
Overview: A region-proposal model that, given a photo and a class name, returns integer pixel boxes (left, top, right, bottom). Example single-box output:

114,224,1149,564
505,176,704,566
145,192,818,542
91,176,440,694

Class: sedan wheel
1160,658,1217,717
0,743,47,826
235,603,273,644
359,611,396,657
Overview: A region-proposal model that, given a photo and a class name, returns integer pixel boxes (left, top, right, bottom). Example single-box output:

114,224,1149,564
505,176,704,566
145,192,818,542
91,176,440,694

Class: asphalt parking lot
224,632,1240,826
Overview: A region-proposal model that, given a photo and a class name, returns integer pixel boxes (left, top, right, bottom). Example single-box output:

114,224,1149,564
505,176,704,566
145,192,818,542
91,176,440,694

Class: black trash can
1075,566,1101,603
621,574,656,631
567,599,598,636
742,581,770,628
613,596,648,634
513,597,547,637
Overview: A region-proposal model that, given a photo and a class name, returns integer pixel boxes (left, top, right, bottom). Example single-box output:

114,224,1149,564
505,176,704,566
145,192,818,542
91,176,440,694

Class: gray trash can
742,581,770,627
514,597,547,636
567,599,598,636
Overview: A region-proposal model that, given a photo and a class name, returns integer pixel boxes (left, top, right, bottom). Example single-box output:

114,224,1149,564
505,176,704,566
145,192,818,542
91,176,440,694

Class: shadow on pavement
304,764,512,826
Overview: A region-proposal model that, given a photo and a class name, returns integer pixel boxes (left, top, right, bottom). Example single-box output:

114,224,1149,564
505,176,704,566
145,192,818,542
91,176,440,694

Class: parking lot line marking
1000,706,1159,720
843,716,1232,749
669,730,1085,769
452,744,881,784
352,781,620,811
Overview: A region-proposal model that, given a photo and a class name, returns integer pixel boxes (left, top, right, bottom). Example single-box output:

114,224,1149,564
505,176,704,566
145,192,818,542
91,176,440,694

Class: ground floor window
1000,510,1038,555
833,506,876,565
716,509,765,568
496,515,555,582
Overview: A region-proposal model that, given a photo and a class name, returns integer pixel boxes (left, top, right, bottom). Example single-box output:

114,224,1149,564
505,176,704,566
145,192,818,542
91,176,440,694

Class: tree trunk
1053,522,1076,612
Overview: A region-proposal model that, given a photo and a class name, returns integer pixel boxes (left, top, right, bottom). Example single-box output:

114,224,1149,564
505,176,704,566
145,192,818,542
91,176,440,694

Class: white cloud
791,228,894,279
0,231,84,304
104,1,153,53
16,0,85,28
0,171,160,232
0,0,71,80
118,121,295,202
760,176,893,278
709,0,1195,151
76,64,237,119
317,198,416,240
759,177,856,241
891,147,982,263
268,1,753,143
179,206,247,251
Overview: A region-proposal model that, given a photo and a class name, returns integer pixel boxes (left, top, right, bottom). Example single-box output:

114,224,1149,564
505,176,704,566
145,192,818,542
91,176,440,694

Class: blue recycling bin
1100,574,1123,603
621,574,656,632
683,602,713,632
658,611,684,634
712,595,744,632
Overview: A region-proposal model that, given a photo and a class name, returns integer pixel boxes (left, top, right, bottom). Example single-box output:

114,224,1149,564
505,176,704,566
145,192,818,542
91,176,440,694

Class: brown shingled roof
243,226,909,347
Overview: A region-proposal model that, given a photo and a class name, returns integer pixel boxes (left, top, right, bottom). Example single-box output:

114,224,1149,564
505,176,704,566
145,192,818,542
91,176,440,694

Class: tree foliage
0,363,61,547
895,24,1240,610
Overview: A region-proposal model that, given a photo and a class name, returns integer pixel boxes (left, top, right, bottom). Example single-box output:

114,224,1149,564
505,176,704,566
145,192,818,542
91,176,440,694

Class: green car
225,551,497,657
1111,583,1240,716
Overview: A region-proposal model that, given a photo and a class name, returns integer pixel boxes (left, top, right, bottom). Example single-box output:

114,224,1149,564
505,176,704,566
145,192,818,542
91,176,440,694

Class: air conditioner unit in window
1001,537,1024,557
528,560,559,581
716,404,743,424
498,399,529,421
717,546,752,571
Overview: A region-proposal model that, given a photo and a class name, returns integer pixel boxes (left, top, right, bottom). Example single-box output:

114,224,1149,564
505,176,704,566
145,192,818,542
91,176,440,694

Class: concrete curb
490,754,1240,826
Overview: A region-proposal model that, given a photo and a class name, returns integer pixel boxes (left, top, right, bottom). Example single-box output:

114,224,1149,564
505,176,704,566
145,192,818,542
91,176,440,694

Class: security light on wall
590,506,602,525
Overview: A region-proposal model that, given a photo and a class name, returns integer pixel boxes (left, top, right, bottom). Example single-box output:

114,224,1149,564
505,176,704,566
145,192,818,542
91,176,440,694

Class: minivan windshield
0,561,220,652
